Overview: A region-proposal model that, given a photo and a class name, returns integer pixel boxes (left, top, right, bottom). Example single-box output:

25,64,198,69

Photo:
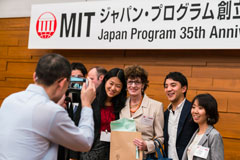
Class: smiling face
191,99,208,125
105,77,123,98
164,78,186,106
127,77,144,97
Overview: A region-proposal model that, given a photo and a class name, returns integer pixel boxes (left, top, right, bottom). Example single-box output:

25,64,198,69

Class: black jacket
164,99,198,160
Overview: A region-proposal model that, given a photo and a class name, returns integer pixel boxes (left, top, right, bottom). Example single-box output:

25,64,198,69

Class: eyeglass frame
127,80,142,86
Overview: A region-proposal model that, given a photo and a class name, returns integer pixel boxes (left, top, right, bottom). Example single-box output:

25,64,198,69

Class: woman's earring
207,118,211,123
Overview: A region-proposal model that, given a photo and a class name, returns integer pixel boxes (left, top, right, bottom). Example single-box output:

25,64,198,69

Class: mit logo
36,12,57,39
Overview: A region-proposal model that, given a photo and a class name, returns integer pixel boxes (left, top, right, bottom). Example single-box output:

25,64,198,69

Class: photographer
0,54,96,160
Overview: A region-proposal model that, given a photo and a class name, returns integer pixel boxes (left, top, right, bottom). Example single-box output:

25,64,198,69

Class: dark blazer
58,97,82,160
182,125,224,160
164,99,198,160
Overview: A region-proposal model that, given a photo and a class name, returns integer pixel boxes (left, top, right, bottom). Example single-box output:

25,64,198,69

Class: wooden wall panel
0,38,19,46
0,59,6,71
215,113,240,139
228,93,240,113
0,17,240,159
7,62,36,73
223,138,240,160
0,78,32,88
188,77,213,90
0,47,8,57
213,79,240,92
0,18,29,31
192,66,240,79
141,65,192,77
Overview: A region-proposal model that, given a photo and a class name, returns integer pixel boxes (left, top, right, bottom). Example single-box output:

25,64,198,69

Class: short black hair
192,93,219,125
164,72,188,97
71,62,87,77
35,53,71,86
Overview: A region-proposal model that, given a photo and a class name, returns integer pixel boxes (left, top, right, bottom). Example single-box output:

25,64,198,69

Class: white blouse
187,133,204,160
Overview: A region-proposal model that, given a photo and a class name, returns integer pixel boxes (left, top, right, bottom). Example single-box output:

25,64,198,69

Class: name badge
194,145,210,159
100,130,111,142
141,116,154,126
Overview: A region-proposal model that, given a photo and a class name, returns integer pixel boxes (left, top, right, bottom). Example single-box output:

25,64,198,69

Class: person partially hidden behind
163,72,198,160
87,66,107,89
0,53,96,160
58,62,88,160
69,62,88,123
182,94,224,160
71,62,88,79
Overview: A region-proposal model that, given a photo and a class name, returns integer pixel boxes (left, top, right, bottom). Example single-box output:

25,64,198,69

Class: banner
28,0,240,49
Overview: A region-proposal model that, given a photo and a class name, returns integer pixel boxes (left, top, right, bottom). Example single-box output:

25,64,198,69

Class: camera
68,77,88,91
65,77,88,102
65,77,88,122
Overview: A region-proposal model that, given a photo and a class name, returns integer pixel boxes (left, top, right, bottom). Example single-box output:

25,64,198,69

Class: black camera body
68,77,87,91
65,77,88,123
66,77,88,102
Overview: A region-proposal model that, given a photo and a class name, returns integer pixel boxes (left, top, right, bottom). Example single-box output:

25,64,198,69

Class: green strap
136,146,139,159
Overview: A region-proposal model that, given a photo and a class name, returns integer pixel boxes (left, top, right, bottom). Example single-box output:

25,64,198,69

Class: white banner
28,0,240,49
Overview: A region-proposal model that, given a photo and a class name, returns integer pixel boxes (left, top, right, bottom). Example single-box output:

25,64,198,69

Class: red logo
36,12,57,39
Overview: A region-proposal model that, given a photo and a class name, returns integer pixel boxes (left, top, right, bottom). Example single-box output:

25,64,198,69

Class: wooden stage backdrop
0,17,240,159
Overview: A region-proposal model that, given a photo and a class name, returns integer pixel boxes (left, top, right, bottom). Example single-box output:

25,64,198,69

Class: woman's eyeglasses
127,80,142,86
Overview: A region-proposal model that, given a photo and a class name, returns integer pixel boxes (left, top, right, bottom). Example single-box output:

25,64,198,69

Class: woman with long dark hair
80,68,127,160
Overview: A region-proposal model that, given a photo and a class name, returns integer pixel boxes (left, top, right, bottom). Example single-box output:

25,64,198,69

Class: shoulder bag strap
153,139,164,159
154,139,167,158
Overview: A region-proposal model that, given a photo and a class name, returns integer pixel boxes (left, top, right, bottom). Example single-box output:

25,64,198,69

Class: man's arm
49,79,96,152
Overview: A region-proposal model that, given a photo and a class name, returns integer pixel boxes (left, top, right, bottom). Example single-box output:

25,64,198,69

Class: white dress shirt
0,84,94,160
167,98,186,160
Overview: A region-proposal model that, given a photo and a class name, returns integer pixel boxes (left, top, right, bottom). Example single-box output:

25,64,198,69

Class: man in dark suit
163,72,198,160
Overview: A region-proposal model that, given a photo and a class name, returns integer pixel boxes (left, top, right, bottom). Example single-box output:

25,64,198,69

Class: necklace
130,96,143,113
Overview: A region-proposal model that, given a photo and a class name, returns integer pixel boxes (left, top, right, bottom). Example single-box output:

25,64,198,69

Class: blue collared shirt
0,84,94,160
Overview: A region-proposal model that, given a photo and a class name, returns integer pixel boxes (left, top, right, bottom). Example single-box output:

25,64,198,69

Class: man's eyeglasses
127,80,142,86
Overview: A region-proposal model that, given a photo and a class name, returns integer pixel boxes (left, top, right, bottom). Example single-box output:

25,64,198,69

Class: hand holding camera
64,77,95,110
81,78,96,108
69,77,88,91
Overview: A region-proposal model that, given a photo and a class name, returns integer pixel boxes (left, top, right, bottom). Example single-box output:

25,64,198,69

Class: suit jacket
182,125,224,160
120,94,164,155
58,100,82,160
164,99,198,160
